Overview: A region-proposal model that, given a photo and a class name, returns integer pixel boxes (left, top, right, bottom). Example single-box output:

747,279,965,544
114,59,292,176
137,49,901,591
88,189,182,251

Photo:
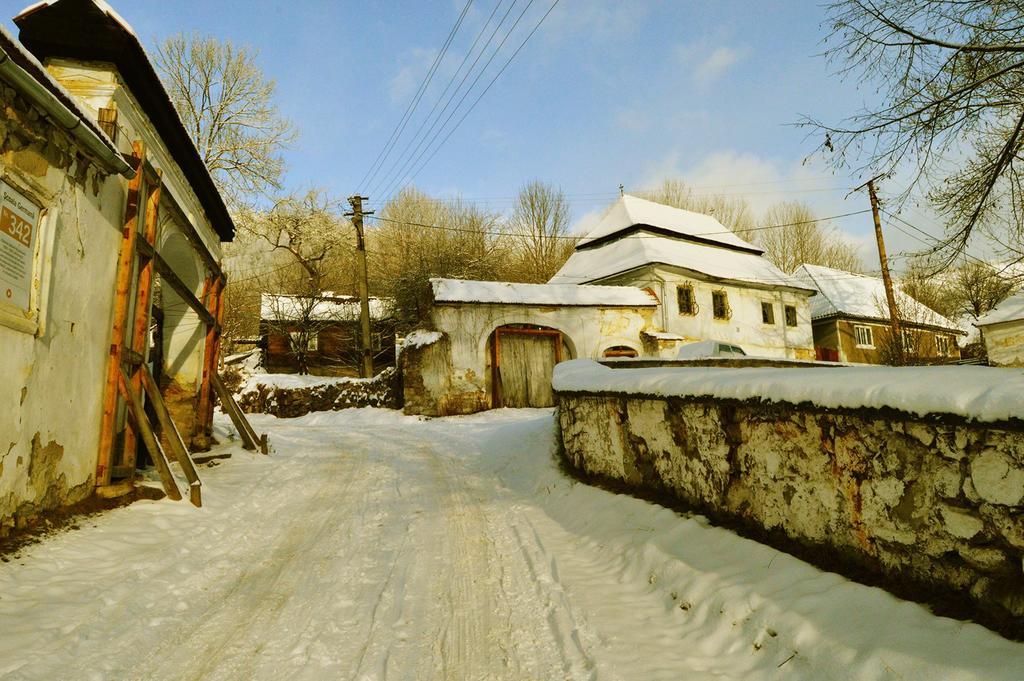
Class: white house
2,0,237,528
550,195,817,360
401,279,658,415
976,293,1024,367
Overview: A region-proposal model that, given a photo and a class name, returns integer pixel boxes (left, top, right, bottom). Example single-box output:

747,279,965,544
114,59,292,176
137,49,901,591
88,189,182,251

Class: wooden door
493,328,562,408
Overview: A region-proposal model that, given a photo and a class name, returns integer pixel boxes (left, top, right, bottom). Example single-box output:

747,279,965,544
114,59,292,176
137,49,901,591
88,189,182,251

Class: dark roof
15,0,235,241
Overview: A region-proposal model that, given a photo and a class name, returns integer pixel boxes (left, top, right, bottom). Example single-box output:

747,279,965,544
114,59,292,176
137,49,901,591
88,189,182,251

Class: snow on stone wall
554,363,1024,630
236,368,399,418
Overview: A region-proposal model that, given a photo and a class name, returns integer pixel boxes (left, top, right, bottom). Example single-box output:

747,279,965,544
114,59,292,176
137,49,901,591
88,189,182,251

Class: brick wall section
556,391,1024,631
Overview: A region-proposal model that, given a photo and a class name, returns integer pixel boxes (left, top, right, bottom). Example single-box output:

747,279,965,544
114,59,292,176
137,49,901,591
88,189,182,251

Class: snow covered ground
1,408,1022,680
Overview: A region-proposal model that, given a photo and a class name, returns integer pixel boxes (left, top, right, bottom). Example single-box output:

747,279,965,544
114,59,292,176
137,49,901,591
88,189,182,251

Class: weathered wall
404,302,656,415
557,390,1024,628
982,320,1024,367
0,73,124,533
237,368,399,418
596,265,816,360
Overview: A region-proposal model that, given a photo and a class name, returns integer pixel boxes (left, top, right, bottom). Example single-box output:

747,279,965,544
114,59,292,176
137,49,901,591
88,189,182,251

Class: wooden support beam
122,173,163,471
211,373,259,451
196,276,222,441
118,365,181,501
139,364,202,507
96,140,145,487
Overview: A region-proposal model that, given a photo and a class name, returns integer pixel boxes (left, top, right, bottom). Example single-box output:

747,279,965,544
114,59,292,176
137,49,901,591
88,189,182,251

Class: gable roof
431,278,658,307
793,264,961,332
15,0,235,241
577,194,763,254
549,231,814,291
975,292,1024,327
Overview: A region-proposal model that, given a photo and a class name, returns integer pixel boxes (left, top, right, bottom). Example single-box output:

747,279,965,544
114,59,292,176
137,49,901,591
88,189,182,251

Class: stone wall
237,368,399,418
556,390,1024,632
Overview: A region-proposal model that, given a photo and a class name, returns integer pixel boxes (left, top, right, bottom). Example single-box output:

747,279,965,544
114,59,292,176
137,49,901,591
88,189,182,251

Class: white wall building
1,0,236,529
550,195,817,360
976,293,1024,367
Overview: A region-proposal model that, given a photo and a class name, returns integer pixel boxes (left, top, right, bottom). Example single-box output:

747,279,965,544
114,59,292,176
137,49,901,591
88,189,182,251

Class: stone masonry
556,392,1024,631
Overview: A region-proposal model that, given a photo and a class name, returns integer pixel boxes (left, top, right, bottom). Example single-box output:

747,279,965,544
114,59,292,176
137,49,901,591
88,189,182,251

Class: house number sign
0,179,40,311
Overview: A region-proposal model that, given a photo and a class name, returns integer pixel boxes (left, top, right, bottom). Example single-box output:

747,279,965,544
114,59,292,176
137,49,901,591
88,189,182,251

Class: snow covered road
1,408,1023,680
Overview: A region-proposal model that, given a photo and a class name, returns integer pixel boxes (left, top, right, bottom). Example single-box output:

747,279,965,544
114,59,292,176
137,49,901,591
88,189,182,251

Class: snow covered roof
549,232,814,292
793,264,961,331
430,278,657,307
578,195,763,253
15,0,236,240
976,292,1024,327
261,293,394,322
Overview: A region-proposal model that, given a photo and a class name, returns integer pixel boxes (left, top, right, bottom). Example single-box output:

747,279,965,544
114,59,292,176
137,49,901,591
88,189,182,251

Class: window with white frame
854,325,874,348
290,331,317,352
902,329,916,354
936,335,950,355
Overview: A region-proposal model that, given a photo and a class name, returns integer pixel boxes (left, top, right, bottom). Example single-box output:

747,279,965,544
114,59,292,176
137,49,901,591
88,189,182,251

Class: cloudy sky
4,0,956,266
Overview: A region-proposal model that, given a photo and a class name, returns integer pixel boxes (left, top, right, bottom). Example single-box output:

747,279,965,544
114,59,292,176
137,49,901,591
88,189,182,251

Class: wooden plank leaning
96,140,145,487
211,373,259,451
117,365,182,501
139,364,202,507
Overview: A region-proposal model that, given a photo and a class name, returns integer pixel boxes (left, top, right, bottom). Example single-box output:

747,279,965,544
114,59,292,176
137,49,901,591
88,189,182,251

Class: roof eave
15,0,235,241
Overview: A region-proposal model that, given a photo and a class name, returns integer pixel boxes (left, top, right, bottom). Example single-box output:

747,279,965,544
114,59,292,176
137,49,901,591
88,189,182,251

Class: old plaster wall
404,302,656,415
596,265,816,360
0,75,125,533
47,59,226,446
557,391,1024,626
981,320,1024,367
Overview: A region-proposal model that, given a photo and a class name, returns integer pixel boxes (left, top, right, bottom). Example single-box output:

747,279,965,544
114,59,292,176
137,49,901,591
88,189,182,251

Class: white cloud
675,42,748,87
693,47,744,86
388,47,437,104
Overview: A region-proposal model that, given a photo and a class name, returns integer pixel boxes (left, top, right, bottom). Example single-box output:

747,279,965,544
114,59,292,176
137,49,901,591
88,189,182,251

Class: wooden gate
491,327,563,408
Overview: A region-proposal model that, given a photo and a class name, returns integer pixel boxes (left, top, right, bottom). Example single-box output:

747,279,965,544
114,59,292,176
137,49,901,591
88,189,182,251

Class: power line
365,208,872,240
368,0,519,198
382,0,561,201
358,0,475,192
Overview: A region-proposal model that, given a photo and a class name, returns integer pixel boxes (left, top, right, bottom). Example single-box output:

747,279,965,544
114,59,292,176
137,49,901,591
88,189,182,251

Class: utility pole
346,195,375,378
857,176,903,363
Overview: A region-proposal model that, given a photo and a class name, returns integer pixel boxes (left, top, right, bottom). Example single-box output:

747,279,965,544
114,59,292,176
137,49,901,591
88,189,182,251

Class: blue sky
4,0,952,263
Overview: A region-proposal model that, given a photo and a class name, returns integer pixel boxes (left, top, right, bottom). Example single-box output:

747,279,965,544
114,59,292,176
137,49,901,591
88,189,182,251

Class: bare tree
235,189,349,289
753,201,863,273
370,187,506,326
639,179,756,233
506,181,577,283
155,33,297,203
810,1,1024,261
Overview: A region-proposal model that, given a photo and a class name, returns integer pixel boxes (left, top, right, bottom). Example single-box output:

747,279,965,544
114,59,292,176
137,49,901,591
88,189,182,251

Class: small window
290,331,318,352
784,305,797,327
603,345,638,358
712,290,730,320
761,302,775,325
936,335,950,355
854,325,874,348
677,284,696,315
902,329,916,354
